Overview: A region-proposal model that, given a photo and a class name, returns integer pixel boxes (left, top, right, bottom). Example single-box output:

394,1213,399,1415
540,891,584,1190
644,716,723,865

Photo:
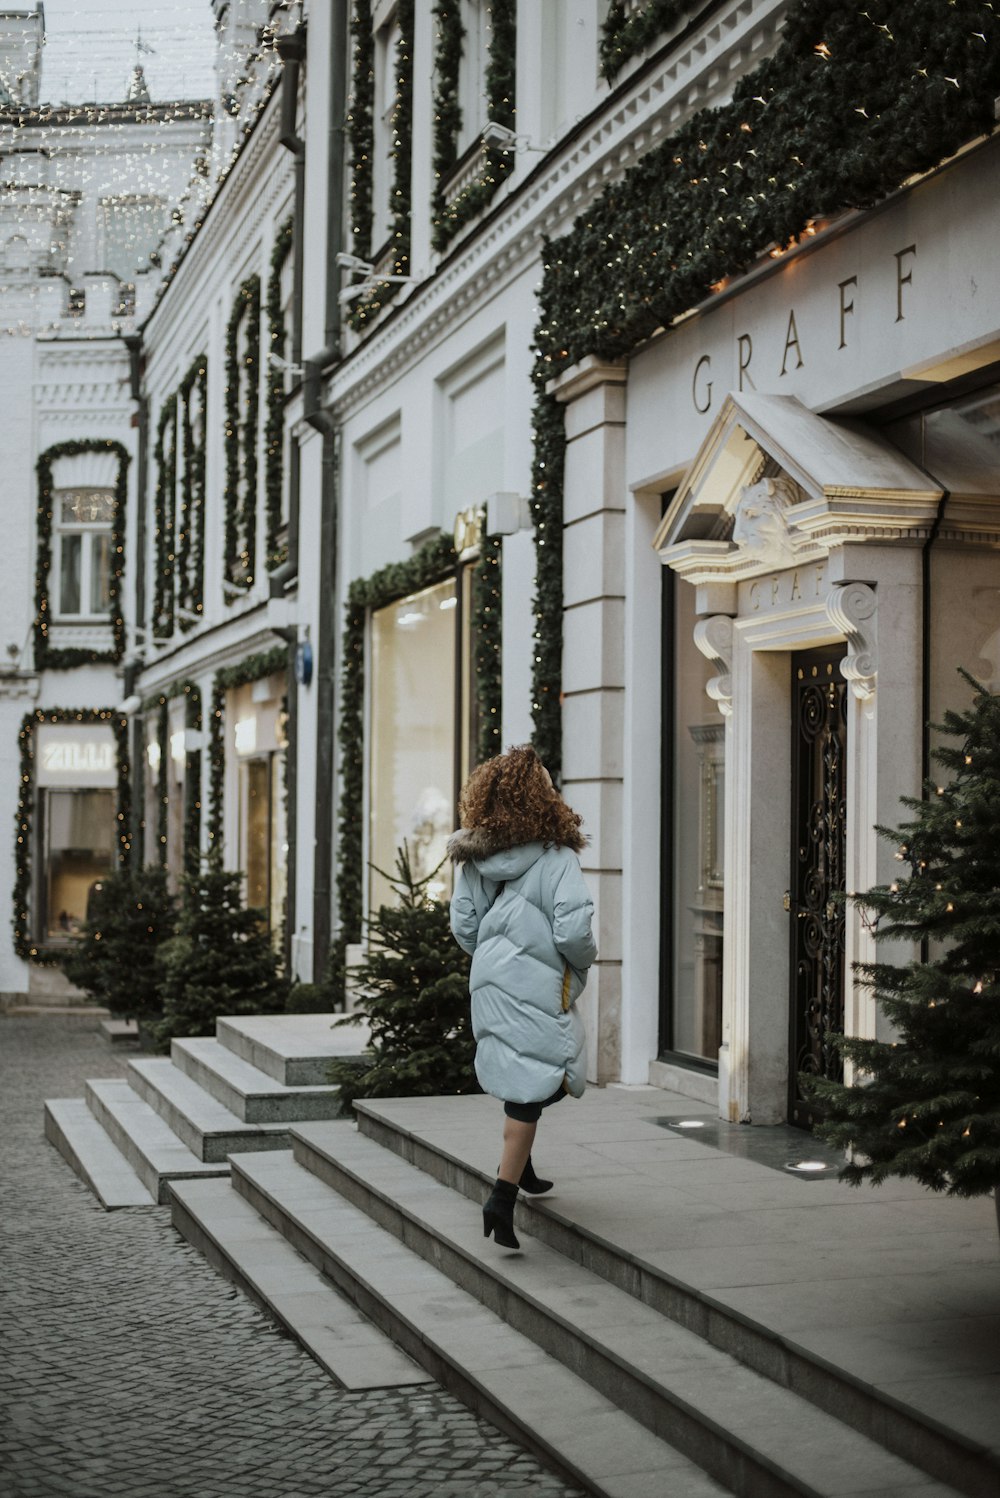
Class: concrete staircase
45,1014,369,1207
168,1097,982,1498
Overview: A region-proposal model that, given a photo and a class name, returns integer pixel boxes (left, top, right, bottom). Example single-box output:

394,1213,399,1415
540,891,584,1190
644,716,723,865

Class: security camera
481,120,519,151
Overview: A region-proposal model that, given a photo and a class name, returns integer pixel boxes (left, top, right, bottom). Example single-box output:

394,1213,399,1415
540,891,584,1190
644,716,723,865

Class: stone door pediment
652,393,943,585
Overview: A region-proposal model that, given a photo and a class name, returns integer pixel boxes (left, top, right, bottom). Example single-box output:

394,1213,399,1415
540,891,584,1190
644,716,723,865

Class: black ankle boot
483,1177,520,1248
519,1155,553,1195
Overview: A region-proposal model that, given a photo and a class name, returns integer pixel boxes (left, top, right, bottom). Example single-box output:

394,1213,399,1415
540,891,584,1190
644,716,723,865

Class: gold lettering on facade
770,576,780,605
894,244,916,322
737,333,755,391
790,571,801,601
692,353,713,413
838,275,857,349
780,309,804,376
749,580,761,611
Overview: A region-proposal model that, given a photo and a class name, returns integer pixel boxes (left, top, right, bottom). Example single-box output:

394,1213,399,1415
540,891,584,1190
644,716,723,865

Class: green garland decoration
600,0,695,81
33,439,130,670
529,0,1000,777
13,707,131,963
473,531,503,763
430,0,464,237
156,697,169,864
348,0,414,332
347,0,375,262
223,275,262,591
152,397,178,639
177,354,208,625
205,645,288,859
335,532,458,959
432,0,517,252
265,217,294,571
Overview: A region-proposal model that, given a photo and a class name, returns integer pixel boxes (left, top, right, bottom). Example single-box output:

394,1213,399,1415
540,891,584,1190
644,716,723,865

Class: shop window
663,575,725,1065
232,677,287,937
368,576,463,915
43,788,115,941
53,488,115,619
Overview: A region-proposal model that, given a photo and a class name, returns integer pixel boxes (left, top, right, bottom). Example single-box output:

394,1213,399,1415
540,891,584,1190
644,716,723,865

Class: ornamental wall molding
328,0,788,418
693,612,735,717
826,581,877,701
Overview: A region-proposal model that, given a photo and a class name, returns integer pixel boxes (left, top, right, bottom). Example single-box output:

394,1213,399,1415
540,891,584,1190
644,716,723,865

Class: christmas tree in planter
60,866,177,1028
156,868,288,1050
329,842,476,1111
806,672,1000,1236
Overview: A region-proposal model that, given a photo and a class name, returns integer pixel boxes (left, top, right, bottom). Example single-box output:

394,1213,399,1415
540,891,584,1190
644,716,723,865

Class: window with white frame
53,488,115,619
372,9,402,254
458,0,490,152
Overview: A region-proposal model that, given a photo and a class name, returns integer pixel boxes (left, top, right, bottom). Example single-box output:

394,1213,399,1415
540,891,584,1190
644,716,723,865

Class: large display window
369,576,460,913
34,721,118,943
664,575,725,1065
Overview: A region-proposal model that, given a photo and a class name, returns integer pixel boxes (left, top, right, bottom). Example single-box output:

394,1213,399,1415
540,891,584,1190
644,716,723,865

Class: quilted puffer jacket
448,827,597,1105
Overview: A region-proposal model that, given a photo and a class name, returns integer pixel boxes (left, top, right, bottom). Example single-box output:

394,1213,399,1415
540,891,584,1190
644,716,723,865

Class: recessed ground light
675,1120,706,1129
785,1160,830,1174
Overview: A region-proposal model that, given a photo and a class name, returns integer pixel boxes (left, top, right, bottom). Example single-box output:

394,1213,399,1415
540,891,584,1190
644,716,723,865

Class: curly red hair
458,745,585,851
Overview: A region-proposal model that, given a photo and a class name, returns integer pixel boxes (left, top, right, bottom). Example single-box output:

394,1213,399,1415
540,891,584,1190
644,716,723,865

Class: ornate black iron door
788,650,847,1129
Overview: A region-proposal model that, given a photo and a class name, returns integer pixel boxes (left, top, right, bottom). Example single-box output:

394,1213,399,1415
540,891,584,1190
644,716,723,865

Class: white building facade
6,0,1000,1141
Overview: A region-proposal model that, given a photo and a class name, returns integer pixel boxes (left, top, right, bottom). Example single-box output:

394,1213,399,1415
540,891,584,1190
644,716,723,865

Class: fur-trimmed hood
448,824,585,867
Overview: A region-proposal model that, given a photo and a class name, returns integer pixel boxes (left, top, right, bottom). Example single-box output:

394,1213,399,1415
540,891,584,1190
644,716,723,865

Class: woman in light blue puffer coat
449,745,597,1250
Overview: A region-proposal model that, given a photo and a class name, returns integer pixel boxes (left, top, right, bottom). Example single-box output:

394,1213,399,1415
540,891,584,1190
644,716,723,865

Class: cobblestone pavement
0,1013,586,1498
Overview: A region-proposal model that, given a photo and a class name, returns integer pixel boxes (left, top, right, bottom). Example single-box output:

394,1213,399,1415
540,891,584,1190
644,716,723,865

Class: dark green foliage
347,0,375,260
600,0,692,81
431,0,516,251
265,217,294,570
153,397,178,639
156,868,289,1048
530,0,1000,776
223,275,262,588
285,981,333,1015
807,673,1000,1200
60,866,177,1023
329,844,476,1110
177,353,208,623
473,531,503,762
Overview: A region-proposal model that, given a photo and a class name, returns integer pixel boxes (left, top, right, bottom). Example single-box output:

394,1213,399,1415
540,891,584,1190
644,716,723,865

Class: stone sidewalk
0,1014,585,1498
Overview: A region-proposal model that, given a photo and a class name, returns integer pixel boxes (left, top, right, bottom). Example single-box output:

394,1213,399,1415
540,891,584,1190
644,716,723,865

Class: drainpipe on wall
920,485,950,964
272,24,307,972
123,332,147,867
302,0,348,988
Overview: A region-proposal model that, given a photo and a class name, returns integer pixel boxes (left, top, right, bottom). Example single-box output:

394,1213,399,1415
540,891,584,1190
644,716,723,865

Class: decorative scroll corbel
826,582,877,700
693,614,735,717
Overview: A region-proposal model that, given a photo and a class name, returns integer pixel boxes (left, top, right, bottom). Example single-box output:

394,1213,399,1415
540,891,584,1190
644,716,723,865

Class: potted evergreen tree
807,672,1000,1238
60,866,177,1040
156,868,289,1049
329,843,476,1110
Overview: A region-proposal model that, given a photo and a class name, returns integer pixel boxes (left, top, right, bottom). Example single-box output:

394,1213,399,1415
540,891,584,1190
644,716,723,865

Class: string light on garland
223,274,262,590
431,0,517,253
265,216,294,571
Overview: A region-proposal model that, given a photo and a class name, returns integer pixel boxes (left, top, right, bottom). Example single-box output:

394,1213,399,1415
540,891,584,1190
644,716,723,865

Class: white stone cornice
693,613,735,717
826,582,877,701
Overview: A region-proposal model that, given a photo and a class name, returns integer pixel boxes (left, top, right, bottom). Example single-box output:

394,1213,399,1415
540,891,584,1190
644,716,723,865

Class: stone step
44,1097,154,1209
84,1078,228,1204
289,1122,962,1498
170,1175,434,1391
170,1036,342,1123
127,1058,290,1163
99,1018,140,1045
215,1013,370,1086
354,1098,988,1498
230,1147,731,1498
